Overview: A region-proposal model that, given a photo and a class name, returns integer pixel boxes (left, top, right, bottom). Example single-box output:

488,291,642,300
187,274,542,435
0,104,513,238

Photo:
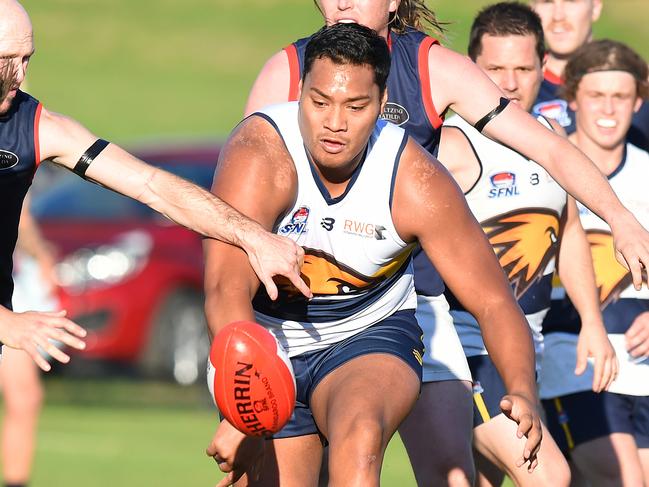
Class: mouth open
320,138,346,154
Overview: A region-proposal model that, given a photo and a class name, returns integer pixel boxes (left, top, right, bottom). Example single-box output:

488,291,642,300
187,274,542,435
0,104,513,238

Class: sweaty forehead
305,57,378,98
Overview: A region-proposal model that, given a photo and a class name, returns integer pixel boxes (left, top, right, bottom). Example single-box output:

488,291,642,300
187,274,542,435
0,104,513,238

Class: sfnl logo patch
278,206,310,237
0,150,19,170
489,171,519,198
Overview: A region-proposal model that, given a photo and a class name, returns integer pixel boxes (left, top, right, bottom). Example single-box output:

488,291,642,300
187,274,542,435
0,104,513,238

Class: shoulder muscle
213,115,296,229
244,50,292,116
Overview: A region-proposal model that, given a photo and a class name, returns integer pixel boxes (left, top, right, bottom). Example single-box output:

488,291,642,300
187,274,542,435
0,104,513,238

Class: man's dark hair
562,39,649,101
468,2,545,63
303,23,391,96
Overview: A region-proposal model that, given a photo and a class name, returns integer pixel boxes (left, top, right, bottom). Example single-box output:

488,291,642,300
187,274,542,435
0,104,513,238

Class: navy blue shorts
273,309,424,439
467,355,508,428
542,391,649,454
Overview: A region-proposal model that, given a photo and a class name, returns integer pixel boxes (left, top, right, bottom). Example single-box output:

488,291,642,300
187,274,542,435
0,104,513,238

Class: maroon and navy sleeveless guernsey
0,90,42,310
630,102,649,152
284,28,446,297
532,70,576,134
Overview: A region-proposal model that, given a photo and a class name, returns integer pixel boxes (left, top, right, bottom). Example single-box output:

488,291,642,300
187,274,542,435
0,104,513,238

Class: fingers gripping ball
207,321,296,436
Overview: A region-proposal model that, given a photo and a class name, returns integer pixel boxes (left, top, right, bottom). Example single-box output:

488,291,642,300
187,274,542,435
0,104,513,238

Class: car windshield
32,161,216,221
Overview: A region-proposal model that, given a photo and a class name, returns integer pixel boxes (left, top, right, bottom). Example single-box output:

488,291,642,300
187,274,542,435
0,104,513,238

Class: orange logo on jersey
277,246,412,297
482,208,560,298
586,230,632,306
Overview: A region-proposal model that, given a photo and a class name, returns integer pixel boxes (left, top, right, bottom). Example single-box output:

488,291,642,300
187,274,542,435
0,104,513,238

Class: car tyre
140,289,209,385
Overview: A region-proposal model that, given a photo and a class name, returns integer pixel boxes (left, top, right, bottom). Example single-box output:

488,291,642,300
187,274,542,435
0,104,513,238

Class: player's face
475,34,543,113
317,0,399,37
299,57,385,179
0,14,33,114
531,0,602,58
572,71,641,150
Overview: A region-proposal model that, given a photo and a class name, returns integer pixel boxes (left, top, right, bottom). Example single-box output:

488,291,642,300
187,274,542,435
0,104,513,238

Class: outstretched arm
393,140,541,471
558,197,617,391
37,108,310,300
429,45,649,289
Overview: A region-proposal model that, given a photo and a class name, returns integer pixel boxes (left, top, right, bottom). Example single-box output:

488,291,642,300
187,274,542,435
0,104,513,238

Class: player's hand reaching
576,323,618,392
0,308,86,371
611,212,649,291
500,394,542,472
626,311,649,360
241,228,312,301
207,419,264,487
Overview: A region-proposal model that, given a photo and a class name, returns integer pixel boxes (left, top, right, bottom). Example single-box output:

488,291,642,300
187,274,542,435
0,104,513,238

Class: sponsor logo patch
488,171,519,198
343,219,387,240
320,217,335,231
533,99,572,128
278,206,310,236
380,102,410,126
0,150,19,170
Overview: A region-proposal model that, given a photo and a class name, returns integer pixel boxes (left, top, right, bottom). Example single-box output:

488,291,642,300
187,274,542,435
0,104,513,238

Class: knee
447,466,475,487
511,457,570,487
329,419,385,471
549,458,571,487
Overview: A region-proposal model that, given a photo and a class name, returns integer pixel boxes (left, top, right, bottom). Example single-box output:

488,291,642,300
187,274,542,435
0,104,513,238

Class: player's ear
389,0,399,14
297,79,303,100
591,0,603,22
633,95,643,113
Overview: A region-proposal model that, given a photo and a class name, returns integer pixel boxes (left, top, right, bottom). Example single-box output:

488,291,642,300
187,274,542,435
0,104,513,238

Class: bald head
0,0,33,113
0,0,31,35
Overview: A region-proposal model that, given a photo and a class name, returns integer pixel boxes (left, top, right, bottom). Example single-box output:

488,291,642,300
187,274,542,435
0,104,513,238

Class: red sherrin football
207,321,296,436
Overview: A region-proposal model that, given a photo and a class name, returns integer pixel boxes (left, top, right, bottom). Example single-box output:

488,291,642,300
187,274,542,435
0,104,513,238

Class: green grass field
12,379,416,486
21,0,649,143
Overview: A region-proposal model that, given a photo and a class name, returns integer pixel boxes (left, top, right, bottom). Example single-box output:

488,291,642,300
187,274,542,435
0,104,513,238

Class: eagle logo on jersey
586,230,632,307
482,208,560,298
276,246,412,297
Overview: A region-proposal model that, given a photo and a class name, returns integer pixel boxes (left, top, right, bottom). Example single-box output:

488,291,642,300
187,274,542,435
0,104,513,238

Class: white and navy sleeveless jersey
286,28,446,298
443,115,567,358
252,102,417,357
540,144,649,397
0,90,42,310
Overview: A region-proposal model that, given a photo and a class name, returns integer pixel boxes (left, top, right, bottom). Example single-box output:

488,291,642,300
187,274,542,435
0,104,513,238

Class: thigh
239,435,324,487
469,356,569,486
0,347,41,402
311,352,420,441
473,414,570,487
639,448,649,484
307,309,424,441
399,380,475,486
571,433,643,487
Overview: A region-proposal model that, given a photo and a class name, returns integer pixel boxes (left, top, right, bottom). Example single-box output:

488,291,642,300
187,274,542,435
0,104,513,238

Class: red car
32,144,221,384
